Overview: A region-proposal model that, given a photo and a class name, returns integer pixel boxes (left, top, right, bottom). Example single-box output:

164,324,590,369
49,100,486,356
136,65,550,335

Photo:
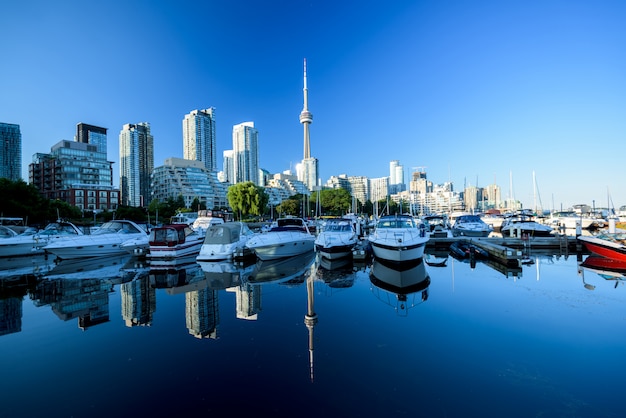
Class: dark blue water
1,249,624,418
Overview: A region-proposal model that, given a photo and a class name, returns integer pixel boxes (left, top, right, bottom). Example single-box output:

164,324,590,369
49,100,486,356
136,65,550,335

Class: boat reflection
579,255,626,289
148,257,205,292
315,255,356,288
247,252,315,285
369,258,430,315
0,254,55,280
198,259,256,290
44,254,138,284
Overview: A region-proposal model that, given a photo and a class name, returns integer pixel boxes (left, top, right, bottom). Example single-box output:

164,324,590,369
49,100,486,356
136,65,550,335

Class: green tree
319,188,352,216
277,198,299,216
227,182,268,220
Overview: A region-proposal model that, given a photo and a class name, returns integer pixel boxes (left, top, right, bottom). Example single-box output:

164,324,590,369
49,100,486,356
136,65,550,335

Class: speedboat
196,221,256,261
245,217,315,261
147,223,205,260
314,218,358,259
0,221,84,258
577,232,626,262
500,211,554,237
43,219,148,260
451,214,493,237
367,214,429,263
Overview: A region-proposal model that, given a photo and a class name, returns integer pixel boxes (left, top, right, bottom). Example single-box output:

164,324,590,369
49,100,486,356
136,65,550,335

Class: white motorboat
43,219,148,260
451,214,493,237
547,211,598,230
147,223,205,260
196,221,256,262
367,214,429,263
314,218,359,259
245,216,315,261
500,211,554,237
0,221,84,258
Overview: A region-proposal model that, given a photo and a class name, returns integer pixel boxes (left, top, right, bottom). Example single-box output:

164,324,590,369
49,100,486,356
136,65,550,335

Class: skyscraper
76,123,107,155
0,122,22,181
119,122,154,207
232,122,259,185
183,108,217,171
299,59,318,191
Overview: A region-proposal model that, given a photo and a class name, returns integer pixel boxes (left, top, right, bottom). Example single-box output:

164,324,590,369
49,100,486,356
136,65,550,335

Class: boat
43,219,148,260
480,209,505,231
170,211,199,226
577,232,626,262
196,221,256,262
367,214,429,264
314,217,359,259
0,220,84,258
547,211,597,230
147,223,205,260
450,214,493,237
422,214,450,238
245,216,315,261
499,211,554,238
191,209,226,234
449,239,489,259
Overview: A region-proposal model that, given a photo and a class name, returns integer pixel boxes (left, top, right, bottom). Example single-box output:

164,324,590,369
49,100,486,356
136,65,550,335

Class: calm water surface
1,248,625,418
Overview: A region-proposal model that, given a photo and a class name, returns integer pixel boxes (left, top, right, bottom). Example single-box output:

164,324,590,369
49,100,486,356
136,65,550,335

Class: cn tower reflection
304,261,318,382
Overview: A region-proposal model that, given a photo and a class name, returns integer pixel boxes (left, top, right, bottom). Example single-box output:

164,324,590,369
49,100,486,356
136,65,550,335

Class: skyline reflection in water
1,248,625,417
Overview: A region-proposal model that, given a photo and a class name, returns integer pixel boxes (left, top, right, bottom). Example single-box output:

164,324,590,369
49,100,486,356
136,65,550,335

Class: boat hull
148,239,204,260
577,235,626,262
315,243,355,260
249,239,315,261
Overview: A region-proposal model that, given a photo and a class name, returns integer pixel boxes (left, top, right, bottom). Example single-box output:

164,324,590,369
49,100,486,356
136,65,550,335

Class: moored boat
196,221,256,261
0,220,84,258
500,211,554,238
577,232,626,262
147,223,204,260
451,214,493,238
367,214,429,264
245,216,315,261
314,218,359,259
43,219,148,260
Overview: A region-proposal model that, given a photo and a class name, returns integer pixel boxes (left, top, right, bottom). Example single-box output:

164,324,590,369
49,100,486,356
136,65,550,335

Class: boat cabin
149,224,195,246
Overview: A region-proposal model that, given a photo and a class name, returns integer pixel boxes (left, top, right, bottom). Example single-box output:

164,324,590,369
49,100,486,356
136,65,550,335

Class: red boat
577,233,626,262
581,255,626,274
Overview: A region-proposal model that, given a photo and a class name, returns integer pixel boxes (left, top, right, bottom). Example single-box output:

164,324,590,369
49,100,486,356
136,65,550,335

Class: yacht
147,223,205,260
196,221,256,261
451,214,493,237
500,211,554,237
0,220,84,258
367,214,429,263
245,217,315,261
43,219,148,260
314,218,359,259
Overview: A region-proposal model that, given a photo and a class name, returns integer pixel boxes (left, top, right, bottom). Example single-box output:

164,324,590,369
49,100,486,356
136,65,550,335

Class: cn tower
299,58,313,159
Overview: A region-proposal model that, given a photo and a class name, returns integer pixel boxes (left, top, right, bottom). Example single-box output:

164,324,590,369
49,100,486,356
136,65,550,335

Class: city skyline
2,1,626,210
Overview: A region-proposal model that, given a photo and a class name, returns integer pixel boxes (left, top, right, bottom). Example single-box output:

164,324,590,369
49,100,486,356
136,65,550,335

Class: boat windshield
95,221,143,235
377,217,416,229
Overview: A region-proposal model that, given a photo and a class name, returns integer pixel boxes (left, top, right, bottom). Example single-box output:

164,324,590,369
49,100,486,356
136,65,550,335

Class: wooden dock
427,234,579,268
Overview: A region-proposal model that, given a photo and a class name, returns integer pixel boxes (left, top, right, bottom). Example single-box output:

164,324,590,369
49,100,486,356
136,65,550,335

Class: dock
427,234,579,268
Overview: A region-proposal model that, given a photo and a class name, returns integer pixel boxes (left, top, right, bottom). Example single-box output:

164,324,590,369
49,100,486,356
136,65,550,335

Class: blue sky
2,0,625,211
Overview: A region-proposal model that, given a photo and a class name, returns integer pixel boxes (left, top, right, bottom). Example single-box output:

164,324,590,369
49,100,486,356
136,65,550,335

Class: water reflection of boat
315,256,355,288
198,260,256,290
369,258,430,315
149,259,205,292
44,254,136,283
424,248,448,267
580,255,626,288
247,252,315,285
0,254,55,280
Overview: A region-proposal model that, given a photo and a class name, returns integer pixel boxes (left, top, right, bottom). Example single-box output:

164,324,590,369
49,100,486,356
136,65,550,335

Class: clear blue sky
2,0,625,211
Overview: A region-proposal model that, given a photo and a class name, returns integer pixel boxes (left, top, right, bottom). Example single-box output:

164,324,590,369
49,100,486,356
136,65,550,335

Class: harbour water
1,248,625,417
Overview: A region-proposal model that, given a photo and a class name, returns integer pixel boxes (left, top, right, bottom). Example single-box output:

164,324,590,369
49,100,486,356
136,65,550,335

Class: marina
1,236,625,417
